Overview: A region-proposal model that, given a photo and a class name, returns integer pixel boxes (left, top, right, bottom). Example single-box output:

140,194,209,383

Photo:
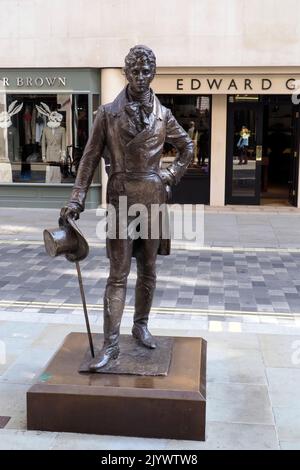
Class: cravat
125,89,154,132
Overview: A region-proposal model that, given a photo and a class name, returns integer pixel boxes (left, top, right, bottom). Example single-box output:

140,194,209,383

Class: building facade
0,0,300,208
0,68,100,207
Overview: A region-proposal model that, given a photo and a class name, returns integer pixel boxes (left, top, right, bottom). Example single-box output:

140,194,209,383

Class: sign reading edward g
154,75,300,94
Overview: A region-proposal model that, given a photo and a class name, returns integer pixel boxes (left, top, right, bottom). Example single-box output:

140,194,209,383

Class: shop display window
0,93,89,184
157,94,211,176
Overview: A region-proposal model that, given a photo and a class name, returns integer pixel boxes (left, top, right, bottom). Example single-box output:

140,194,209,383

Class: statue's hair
124,45,156,72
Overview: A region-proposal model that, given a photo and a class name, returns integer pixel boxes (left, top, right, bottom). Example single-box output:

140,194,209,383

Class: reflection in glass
232,108,257,197
71,94,89,179
0,93,89,184
157,94,211,177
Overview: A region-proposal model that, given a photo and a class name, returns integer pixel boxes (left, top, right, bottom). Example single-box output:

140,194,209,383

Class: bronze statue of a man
62,45,193,370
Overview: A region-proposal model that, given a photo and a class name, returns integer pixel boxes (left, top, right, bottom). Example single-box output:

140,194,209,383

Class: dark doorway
261,95,298,206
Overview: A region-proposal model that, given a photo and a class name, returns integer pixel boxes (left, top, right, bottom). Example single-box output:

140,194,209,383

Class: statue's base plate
27,333,207,441
79,334,173,376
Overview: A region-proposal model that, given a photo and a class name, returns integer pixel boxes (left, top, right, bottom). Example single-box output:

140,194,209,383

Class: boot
89,278,125,371
89,343,120,371
132,267,157,349
132,322,156,349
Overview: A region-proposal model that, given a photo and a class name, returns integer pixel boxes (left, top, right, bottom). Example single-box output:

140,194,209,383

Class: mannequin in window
0,101,23,182
31,107,46,147
38,103,66,184
237,126,250,165
188,121,199,165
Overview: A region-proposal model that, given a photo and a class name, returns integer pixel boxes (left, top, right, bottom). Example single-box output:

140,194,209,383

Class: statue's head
124,45,156,94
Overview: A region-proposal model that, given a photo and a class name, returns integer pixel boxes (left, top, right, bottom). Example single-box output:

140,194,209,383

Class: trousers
103,237,161,347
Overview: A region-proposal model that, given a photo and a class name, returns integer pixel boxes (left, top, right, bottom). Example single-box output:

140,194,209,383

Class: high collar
127,86,151,104
110,85,163,120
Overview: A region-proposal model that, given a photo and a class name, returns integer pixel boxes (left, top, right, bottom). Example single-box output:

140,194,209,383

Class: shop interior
0,93,88,184
261,95,295,205
228,95,298,206
157,94,211,204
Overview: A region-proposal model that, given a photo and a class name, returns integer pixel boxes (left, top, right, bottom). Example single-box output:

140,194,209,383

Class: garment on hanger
31,107,36,143
23,106,32,145
7,126,20,161
41,126,66,183
35,113,46,143
41,126,66,162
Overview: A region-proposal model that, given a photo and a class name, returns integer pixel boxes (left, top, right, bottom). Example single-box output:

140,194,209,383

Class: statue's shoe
89,345,120,371
132,324,157,349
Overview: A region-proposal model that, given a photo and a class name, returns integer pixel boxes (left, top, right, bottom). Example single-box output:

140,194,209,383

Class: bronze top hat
43,216,89,263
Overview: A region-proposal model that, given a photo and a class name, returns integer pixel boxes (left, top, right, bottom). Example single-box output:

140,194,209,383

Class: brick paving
1,242,300,319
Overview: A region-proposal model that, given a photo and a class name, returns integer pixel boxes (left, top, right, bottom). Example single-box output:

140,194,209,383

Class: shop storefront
151,69,300,207
2,67,300,209
100,69,213,207
0,68,100,208
226,94,300,206
158,94,211,204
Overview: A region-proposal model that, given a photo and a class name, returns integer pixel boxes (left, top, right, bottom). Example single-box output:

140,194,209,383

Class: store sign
153,74,300,94
0,68,100,92
1,76,67,88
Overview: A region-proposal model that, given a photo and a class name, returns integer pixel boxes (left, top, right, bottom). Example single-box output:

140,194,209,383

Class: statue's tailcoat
69,86,194,255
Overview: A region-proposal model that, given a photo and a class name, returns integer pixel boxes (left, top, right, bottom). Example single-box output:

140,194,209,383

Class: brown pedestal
27,333,207,441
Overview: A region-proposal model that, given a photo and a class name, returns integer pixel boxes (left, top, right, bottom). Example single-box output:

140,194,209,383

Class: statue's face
125,61,154,94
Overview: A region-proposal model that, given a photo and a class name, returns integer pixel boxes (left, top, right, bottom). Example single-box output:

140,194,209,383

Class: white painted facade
0,0,299,68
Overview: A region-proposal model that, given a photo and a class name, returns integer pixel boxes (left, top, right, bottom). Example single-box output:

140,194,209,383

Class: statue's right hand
60,205,81,222
159,168,174,186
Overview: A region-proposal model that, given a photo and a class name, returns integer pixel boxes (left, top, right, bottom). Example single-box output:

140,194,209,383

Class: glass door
226,99,263,205
289,105,300,206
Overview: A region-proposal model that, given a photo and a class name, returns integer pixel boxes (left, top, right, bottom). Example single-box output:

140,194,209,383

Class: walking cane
67,216,95,359
75,260,95,358
43,215,95,358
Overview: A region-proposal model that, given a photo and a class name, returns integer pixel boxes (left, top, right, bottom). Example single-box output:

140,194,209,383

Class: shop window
92,94,100,120
0,93,89,184
71,94,89,179
158,94,210,175
157,94,211,204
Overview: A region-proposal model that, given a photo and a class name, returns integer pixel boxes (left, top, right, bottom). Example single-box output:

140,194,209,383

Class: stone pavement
1,205,300,248
1,242,300,321
0,317,300,450
0,206,300,449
